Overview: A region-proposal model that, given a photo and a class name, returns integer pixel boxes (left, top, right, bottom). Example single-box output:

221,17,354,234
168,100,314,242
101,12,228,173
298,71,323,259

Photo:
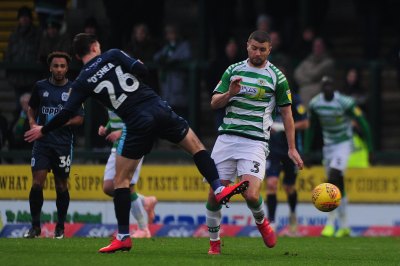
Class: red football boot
98,236,132,253
215,180,249,205
256,219,277,248
208,240,221,255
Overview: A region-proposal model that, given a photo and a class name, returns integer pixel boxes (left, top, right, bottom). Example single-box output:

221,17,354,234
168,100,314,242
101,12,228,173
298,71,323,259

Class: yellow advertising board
0,165,399,202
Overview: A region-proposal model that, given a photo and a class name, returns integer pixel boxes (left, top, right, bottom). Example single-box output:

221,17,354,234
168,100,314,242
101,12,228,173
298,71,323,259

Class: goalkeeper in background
98,110,157,238
304,76,373,237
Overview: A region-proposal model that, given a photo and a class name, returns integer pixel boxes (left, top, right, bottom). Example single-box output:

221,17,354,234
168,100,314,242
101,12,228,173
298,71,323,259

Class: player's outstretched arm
24,109,74,142
280,105,304,170
64,115,84,127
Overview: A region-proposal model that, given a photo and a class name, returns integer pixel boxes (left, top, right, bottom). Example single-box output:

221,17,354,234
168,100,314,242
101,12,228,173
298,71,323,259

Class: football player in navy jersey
265,93,309,235
25,33,249,253
23,51,84,239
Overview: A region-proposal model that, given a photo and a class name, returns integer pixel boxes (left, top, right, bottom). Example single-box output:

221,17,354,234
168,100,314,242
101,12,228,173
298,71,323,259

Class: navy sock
266,194,277,223
288,191,297,213
29,186,43,228
56,190,70,228
193,150,222,191
114,188,131,234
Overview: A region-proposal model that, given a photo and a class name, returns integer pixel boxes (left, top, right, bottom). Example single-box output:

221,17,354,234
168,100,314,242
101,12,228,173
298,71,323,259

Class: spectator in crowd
124,23,159,90
83,17,109,51
124,23,158,63
207,38,241,130
268,30,291,71
9,93,32,151
5,6,41,119
154,24,192,119
291,27,316,62
34,0,67,31
38,17,71,65
294,37,335,107
341,67,368,111
256,14,273,32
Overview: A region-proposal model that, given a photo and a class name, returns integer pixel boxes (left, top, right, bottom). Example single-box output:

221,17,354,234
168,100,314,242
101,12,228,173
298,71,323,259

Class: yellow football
311,183,341,212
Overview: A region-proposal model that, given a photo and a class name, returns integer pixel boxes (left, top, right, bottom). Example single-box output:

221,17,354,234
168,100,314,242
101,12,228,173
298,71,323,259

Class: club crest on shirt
43,91,49,97
61,92,69,101
257,79,267,86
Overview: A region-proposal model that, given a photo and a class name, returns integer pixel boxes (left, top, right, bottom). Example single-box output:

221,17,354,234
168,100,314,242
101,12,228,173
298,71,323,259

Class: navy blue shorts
266,150,297,185
117,100,189,159
31,142,72,178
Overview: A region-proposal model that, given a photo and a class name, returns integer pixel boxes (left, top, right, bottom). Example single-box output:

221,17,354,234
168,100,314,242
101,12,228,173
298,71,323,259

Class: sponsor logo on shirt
61,92,69,101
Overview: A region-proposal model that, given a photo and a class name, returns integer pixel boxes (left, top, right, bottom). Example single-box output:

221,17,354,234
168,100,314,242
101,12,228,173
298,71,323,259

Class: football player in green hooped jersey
98,110,157,238
304,76,373,238
205,30,304,255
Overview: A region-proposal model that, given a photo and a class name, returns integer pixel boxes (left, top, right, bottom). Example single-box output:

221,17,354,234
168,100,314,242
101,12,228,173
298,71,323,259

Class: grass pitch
1,237,399,266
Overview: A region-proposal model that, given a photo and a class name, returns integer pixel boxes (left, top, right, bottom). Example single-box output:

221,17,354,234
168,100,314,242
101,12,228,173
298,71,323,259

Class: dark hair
248,30,271,43
84,17,98,29
72,33,98,58
17,6,32,19
47,51,71,66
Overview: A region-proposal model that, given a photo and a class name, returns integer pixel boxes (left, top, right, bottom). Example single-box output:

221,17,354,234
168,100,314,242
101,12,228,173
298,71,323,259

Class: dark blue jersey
64,49,159,126
29,79,84,146
269,94,307,154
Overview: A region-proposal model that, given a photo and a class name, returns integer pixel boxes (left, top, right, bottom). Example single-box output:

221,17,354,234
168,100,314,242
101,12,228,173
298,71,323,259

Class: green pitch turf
0,237,399,266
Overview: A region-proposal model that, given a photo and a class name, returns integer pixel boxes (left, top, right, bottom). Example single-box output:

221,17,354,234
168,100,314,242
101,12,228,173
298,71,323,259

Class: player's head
247,30,271,67
321,75,335,100
47,51,71,82
72,33,101,60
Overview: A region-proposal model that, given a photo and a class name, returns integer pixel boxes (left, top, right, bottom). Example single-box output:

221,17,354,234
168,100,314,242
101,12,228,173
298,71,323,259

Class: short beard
250,58,264,67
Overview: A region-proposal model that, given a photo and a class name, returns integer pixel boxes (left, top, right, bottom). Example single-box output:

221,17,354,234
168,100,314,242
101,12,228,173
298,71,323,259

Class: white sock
116,233,130,240
131,197,148,229
214,186,224,195
248,201,265,224
326,210,337,227
338,196,348,228
206,208,221,241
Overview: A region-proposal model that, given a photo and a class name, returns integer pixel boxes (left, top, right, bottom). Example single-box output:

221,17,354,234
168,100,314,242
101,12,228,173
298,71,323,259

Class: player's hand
105,130,122,142
288,148,304,170
228,77,242,97
98,125,107,136
24,125,44,143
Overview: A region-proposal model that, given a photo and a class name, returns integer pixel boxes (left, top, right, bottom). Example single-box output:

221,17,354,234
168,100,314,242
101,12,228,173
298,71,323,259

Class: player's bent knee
244,192,259,204
267,178,279,193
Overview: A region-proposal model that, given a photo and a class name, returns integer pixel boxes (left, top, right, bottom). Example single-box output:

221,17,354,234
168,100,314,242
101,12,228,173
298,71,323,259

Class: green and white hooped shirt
106,110,125,149
213,60,292,142
308,91,356,145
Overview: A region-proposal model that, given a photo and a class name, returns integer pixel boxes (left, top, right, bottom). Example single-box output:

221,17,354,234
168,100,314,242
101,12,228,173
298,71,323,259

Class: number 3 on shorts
59,155,71,168
250,161,260,173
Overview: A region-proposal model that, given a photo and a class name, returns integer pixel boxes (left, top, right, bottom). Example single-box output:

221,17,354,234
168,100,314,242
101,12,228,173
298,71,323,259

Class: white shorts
104,148,144,185
211,134,269,181
323,140,353,174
